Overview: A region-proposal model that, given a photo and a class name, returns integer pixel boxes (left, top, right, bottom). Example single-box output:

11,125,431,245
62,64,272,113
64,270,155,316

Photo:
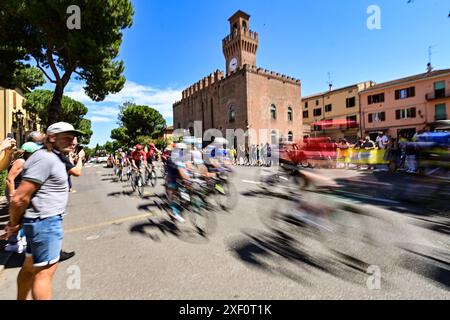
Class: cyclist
131,144,147,173
146,143,160,171
165,143,191,223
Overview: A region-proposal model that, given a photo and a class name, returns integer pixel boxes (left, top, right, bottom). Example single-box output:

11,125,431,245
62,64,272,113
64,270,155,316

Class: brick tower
222,10,259,74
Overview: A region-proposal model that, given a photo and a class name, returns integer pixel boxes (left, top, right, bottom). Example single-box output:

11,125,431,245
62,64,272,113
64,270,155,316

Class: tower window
287,107,293,122
229,106,236,123
233,23,238,35
242,21,247,31
270,104,277,120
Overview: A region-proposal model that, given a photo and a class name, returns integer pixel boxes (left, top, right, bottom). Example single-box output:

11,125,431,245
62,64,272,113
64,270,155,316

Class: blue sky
40,0,450,147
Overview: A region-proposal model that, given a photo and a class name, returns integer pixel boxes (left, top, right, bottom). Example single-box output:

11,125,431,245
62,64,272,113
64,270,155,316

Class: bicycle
144,163,157,187
167,178,216,236
130,166,145,197
208,168,238,212
257,163,308,195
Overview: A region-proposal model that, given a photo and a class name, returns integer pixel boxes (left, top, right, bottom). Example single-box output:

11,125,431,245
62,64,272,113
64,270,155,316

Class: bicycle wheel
124,168,130,182
137,174,145,198
214,181,238,212
144,168,150,186
188,193,215,236
149,170,157,187
130,172,136,192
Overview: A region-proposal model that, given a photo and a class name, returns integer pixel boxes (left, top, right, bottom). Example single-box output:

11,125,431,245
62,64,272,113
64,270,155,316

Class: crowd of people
335,130,449,175
0,122,85,300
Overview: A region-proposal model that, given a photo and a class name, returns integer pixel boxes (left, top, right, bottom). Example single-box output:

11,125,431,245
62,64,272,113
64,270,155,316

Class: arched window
270,104,277,120
271,130,278,145
233,23,238,36
287,107,293,122
242,21,247,31
288,131,293,142
229,106,236,123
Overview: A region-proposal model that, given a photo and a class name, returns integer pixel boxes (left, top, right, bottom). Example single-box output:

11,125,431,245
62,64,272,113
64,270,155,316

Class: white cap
47,122,84,136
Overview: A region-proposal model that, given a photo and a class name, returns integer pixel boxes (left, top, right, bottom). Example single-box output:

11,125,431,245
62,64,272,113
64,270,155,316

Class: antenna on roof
326,72,333,91
427,45,437,72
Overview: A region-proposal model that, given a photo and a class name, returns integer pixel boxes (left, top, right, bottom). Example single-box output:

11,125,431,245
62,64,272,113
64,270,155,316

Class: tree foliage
0,0,134,126
23,89,93,144
8,66,46,90
110,102,166,146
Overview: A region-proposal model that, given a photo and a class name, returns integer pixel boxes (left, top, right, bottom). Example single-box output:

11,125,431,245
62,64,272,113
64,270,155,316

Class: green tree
8,66,46,90
0,0,134,127
111,102,166,146
23,89,93,144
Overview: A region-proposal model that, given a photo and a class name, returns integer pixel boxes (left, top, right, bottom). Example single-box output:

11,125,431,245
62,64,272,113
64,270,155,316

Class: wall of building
0,88,38,145
361,74,450,138
246,67,302,144
301,81,374,142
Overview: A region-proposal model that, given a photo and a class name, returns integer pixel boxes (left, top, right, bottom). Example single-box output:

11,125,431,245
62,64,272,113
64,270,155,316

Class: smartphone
6,133,14,139
75,145,84,154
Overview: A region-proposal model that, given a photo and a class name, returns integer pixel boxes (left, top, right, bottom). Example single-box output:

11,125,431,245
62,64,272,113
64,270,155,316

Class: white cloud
65,81,182,123
88,116,115,123
89,106,120,117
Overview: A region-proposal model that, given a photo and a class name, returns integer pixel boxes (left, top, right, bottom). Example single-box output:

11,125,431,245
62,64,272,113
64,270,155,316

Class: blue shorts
23,215,64,267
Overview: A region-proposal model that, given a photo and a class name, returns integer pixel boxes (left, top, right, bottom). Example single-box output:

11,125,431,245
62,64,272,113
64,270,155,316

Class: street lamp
15,110,24,146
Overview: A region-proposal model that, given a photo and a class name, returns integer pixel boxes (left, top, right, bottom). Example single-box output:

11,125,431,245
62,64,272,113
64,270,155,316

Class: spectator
338,139,350,169
26,131,45,145
376,131,389,150
385,137,399,173
1,122,84,300
361,136,376,170
266,142,272,167
4,142,42,254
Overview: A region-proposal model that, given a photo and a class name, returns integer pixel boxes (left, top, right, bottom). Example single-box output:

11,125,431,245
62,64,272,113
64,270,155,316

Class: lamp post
15,110,24,146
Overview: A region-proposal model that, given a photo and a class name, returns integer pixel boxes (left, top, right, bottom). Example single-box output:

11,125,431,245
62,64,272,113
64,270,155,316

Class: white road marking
242,180,261,185
65,213,155,234
333,190,400,204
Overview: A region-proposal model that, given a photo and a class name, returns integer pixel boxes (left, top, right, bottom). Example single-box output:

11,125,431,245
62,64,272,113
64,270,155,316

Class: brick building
173,11,302,147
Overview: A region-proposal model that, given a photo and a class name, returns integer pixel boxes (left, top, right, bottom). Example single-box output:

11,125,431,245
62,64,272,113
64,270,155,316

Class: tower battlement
178,70,225,101
227,64,301,85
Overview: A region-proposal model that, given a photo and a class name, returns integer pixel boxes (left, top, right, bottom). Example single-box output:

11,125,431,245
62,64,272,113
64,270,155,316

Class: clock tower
222,10,259,74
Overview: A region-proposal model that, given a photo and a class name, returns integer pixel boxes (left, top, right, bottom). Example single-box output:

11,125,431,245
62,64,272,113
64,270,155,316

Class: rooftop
360,69,450,93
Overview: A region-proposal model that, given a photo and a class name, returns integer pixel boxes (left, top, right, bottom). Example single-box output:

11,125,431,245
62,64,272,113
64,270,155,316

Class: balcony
426,90,450,101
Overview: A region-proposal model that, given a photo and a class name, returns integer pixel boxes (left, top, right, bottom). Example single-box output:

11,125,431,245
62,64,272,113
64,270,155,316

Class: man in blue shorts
1,122,83,300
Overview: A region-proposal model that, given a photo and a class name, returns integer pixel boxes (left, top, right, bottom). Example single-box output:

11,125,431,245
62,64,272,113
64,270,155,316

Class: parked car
279,137,338,168
96,156,109,163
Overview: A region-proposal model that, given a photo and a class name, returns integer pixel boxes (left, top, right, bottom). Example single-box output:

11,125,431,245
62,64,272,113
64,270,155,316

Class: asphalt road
0,163,448,299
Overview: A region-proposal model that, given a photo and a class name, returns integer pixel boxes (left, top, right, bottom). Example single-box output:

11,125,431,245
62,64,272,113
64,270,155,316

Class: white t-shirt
376,135,388,149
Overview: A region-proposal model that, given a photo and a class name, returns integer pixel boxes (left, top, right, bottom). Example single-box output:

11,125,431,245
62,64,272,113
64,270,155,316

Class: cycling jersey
131,150,146,167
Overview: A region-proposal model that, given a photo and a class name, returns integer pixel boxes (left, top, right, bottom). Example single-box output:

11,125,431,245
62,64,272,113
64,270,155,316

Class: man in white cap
1,122,83,300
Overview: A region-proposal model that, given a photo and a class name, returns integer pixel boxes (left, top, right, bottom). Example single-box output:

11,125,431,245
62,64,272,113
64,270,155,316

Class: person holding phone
0,134,17,171
1,122,84,300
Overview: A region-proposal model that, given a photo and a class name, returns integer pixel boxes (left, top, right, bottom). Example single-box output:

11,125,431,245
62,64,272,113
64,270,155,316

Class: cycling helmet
135,144,143,150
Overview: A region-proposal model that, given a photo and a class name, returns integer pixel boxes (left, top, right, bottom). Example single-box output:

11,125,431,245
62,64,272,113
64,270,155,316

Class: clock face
229,57,238,71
